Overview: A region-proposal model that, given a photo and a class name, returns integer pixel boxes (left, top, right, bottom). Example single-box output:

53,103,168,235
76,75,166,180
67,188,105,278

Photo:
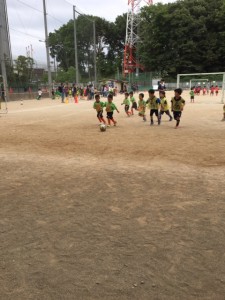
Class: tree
48,14,127,80
14,55,35,82
56,66,76,83
48,0,225,80
139,0,225,77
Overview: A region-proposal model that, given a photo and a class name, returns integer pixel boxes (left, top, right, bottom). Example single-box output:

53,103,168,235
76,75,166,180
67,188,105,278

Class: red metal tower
123,0,153,76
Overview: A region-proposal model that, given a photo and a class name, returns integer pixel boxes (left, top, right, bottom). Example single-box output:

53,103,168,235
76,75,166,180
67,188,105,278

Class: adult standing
158,79,166,91
58,83,65,103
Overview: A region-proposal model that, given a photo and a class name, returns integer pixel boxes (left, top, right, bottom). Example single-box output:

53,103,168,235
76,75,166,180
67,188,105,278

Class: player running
171,88,185,129
93,94,106,125
146,89,161,126
159,91,173,122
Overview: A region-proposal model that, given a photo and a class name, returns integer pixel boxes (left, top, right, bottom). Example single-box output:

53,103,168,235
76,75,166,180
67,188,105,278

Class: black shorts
160,110,169,115
125,105,130,112
132,102,137,109
150,109,159,117
97,110,103,118
191,96,194,99
107,112,113,119
173,111,182,120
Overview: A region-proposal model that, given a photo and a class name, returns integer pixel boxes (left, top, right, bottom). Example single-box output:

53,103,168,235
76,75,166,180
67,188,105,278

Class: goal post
177,72,225,103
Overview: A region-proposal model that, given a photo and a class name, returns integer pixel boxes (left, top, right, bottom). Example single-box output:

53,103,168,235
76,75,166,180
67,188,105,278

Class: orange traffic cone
75,95,78,103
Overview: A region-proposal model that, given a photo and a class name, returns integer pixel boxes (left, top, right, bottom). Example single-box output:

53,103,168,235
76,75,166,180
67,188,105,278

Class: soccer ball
100,124,106,132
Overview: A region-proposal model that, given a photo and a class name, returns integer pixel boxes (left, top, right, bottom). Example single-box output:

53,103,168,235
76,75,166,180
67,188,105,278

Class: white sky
7,0,175,67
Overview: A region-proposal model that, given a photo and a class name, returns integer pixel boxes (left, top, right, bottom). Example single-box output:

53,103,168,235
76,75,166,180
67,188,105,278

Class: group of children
93,93,119,127
137,88,185,128
190,85,220,102
93,89,186,129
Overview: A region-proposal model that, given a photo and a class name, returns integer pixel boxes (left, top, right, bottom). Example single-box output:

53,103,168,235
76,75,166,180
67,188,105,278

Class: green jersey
105,102,118,112
130,96,136,103
93,101,105,112
190,90,194,97
138,99,146,113
122,98,130,106
171,97,185,112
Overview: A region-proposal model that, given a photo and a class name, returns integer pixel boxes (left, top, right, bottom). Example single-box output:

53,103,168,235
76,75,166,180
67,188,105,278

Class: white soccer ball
100,124,106,132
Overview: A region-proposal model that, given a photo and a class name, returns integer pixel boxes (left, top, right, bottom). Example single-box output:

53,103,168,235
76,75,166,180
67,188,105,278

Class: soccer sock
111,118,116,124
176,119,180,127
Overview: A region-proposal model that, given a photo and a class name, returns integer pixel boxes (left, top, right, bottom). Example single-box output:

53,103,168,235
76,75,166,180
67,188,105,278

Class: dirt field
0,91,225,300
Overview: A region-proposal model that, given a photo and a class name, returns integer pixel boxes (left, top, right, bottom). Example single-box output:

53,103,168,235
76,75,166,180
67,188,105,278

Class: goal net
177,72,225,103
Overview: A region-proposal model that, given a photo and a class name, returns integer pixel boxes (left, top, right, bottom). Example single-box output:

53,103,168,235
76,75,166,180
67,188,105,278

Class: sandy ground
0,91,225,300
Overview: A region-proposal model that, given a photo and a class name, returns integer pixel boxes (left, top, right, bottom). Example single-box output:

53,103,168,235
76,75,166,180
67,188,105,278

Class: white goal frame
177,72,225,103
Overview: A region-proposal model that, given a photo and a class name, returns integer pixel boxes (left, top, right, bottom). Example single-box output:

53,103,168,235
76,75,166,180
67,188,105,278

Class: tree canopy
46,0,225,80
139,0,225,77
48,14,126,81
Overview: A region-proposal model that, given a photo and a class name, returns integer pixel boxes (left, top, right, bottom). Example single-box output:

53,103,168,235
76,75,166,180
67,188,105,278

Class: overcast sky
7,0,174,67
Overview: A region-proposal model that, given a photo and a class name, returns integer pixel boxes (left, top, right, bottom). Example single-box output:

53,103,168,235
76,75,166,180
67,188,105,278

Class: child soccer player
105,94,119,126
146,89,161,125
51,88,55,100
159,91,173,121
138,93,146,121
37,88,42,100
203,86,207,96
210,85,215,96
171,88,185,129
121,92,131,117
215,85,219,96
222,104,225,121
189,88,195,103
129,91,137,115
93,94,106,125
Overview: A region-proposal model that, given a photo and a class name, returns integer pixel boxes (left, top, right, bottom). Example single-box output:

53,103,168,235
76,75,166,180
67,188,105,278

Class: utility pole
0,0,10,101
73,6,79,85
0,17,8,102
93,20,97,87
43,0,52,97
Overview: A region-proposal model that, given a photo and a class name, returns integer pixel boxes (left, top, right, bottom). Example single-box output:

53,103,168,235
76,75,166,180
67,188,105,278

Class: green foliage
56,66,76,83
5,0,225,84
140,0,225,77
13,55,35,82
48,14,127,80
